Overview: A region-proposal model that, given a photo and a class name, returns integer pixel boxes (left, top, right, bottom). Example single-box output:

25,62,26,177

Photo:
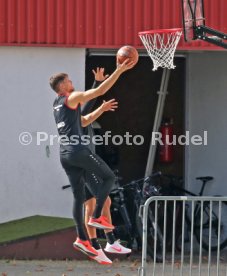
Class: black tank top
53,95,86,154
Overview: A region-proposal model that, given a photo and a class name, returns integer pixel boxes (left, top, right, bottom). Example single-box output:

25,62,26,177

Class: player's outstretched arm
81,99,118,127
67,59,134,109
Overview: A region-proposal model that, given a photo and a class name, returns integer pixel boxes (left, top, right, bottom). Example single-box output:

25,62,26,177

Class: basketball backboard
181,0,205,42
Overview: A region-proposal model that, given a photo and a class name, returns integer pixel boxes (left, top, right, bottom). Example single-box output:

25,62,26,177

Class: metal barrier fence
138,196,227,276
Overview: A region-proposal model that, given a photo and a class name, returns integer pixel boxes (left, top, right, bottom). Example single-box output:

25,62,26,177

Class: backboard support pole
145,68,171,177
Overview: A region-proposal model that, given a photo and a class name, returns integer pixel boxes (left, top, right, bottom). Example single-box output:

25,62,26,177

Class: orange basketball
116,45,139,66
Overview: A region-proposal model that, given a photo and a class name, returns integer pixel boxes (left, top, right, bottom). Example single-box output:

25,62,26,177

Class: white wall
0,46,85,223
185,51,227,196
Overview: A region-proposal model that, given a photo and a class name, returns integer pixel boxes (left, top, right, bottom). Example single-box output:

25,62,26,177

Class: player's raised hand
92,67,109,82
100,99,118,112
116,58,136,72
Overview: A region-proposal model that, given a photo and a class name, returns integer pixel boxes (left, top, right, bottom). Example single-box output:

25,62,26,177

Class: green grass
0,215,74,244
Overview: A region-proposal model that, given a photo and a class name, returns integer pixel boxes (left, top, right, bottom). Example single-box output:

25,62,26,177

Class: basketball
116,45,139,66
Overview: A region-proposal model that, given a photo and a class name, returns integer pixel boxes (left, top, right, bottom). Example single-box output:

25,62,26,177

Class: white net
139,29,182,71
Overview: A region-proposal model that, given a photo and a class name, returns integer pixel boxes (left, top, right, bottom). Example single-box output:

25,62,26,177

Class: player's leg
84,153,116,224
83,186,102,251
85,171,131,254
101,197,132,254
84,197,97,241
60,155,97,257
84,187,112,265
68,148,116,228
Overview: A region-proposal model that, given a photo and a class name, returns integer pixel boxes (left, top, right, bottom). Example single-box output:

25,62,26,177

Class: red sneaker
88,216,115,230
73,238,98,257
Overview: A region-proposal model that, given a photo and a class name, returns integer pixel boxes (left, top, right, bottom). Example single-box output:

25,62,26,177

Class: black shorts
84,186,94,201
84,172,117,202
84,172,103,202
60,147,115,199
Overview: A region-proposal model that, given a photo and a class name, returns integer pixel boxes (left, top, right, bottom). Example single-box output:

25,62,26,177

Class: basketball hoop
138,28,182,71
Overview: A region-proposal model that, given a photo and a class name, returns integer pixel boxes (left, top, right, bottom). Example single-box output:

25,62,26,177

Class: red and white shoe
104,240,132,254
90,248,112,265
73,238,98,257
88,216,115,230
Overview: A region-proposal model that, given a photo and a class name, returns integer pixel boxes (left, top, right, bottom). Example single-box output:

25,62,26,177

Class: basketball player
82,67,131,265
50,59,134,258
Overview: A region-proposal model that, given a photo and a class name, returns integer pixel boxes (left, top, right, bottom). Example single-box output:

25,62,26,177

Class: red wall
0,0,226,50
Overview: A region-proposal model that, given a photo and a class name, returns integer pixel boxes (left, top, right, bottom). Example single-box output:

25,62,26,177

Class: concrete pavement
1,251,227,276
0,258,140,276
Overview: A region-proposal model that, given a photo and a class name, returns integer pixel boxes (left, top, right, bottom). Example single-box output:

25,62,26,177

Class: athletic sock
90,238,101,250
105,231,116,245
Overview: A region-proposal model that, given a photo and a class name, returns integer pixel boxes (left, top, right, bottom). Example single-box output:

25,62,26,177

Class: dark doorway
85,52,185,182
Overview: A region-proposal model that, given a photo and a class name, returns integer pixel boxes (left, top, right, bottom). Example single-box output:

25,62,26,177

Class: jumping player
50,60,134,258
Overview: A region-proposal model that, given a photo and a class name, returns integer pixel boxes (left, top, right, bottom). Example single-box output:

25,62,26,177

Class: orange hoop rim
138,28,182,36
